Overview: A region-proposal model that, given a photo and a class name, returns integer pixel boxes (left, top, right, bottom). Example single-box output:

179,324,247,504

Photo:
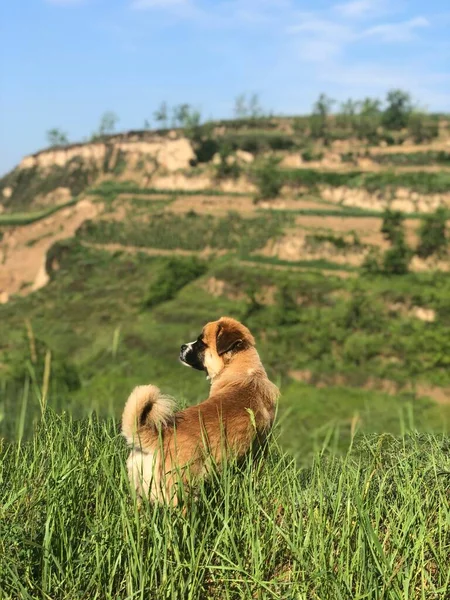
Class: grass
0,198,78,225
1,405,449,599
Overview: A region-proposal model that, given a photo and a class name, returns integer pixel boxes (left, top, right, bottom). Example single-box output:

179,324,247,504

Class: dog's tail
121,384,175,446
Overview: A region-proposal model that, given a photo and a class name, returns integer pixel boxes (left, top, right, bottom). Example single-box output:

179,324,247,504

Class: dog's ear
216,323,243,356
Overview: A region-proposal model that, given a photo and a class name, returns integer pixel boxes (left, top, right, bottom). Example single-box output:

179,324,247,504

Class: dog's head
179,317,255,378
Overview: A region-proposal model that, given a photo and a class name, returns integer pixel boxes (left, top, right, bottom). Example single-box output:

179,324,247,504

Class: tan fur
122,317,279,504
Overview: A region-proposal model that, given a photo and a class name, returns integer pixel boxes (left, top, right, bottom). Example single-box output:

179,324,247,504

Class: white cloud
334,1,377,19
362,16,429,42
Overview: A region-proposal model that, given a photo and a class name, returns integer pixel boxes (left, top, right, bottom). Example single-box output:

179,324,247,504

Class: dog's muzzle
179,343,193,365
179,342,205,371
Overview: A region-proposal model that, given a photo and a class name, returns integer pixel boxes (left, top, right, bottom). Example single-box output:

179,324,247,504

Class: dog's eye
196,337,206,349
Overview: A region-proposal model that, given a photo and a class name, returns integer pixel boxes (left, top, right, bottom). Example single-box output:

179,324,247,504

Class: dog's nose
180,344,188,354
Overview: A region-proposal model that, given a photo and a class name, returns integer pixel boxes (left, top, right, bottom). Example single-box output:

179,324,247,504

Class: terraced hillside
1,115,450,451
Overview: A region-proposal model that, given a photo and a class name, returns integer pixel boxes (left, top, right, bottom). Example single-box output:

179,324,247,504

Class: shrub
301,148,323,162
416,207,448,258
408,112,439,143
214,146,241,180
193,138,219,163
361,248,383,275
381,210,404,244
383,234,411,275
254,157,283,200
143,256,207,308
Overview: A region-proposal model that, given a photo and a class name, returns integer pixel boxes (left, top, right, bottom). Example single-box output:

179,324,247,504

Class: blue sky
0,0,449,175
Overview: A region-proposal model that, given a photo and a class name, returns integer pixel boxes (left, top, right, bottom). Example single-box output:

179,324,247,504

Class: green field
1,241,450,444
1,407,449,599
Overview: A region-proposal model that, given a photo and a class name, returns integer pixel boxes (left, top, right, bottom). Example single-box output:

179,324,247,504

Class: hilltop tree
248,93,263,119
336,99,360,130
154,101,169,129
234,94,248,119
98,111,119,136
356,97,382,140
310,93,335,141
46,128,69,147
382,89,413,130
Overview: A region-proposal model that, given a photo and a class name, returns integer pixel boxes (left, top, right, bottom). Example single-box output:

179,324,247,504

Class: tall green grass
1,405,449,599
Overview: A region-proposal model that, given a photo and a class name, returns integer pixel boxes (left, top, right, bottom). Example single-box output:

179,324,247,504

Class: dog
121,316,279,505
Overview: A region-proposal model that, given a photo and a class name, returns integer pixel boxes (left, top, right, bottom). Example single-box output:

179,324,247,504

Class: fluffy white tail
121,384,175,446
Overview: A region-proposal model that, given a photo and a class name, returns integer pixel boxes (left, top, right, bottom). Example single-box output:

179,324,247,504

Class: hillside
1,112,450,448
1,108,450,599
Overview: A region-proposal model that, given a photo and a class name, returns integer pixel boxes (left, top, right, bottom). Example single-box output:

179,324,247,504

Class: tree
356,97,382,140
98,111,119,136
248,93,263,119
310,93,335,141
46,128,69,147
172,103,191,127
154,101,169,129
379,209,411,274
417,207,448,258
381,209,404,243
254,156,283,200
336,99,360,130
382,89,412,130
383,234,411,275
234,94,248,119
408,111,439,143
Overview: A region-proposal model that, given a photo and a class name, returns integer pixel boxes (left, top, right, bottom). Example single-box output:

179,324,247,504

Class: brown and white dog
121,317,279,504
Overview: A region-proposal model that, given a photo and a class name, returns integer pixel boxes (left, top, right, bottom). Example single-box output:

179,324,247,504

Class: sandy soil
0,200,102,302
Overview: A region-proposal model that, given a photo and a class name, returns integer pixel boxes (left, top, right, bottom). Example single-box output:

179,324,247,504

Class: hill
1,107,450,449
1,103,450,599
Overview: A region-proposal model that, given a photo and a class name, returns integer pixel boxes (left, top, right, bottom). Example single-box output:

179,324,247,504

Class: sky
0,0,449,175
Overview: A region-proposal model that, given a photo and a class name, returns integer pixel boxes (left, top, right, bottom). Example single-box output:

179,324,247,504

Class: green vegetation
87,181,246,200
253,156,283,199
417,207,448,258
382,89,413,131
2,407,449,599
371,150,450,166
77,210,291,254
278,168,450,195
46,127,69,147
0,198,77,225
305,232,362,251
2,242,450,444
143,256,207,308
222,131,296,153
